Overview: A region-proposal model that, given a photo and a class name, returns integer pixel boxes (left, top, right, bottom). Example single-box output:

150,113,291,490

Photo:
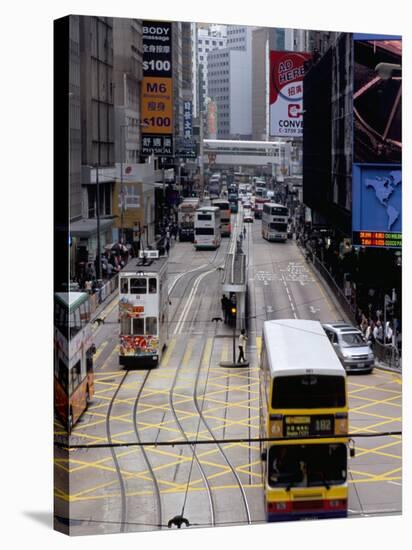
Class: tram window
70,360,82,394
132,318,144,335
146,316,157,335
57,358,68,392
120,316,132,335
120,278,129,294
149,278,157,294
130,278,147,294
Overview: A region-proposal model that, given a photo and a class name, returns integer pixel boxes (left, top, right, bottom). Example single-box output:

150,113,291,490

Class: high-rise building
197,24,227,134
207,25,253,139
69,16,116,268
112,18,143,165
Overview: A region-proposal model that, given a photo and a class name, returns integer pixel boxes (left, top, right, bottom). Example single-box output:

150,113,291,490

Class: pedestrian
373,320,383,343
237,328,248,364
221,295,230,324
165,239,170,256
385,321,393,344
365,320,375,343
243,226,246,238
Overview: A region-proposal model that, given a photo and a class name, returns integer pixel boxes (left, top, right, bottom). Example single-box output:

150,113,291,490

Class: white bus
212,199,231,237
194,206,221,249
262,202,289,242
119,252,169,368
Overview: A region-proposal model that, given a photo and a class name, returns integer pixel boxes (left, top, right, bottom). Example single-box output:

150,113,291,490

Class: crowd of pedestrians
296,226,401,357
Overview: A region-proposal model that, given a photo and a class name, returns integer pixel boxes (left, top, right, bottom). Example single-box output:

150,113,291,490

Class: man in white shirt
237,329,248,363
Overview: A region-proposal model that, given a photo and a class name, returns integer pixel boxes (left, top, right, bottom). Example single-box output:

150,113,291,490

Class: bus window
120,278,129,294
130,278,147,294
272,375,346,409
70,360,82,393
120,316,132,335
132,318,144,335
146,316,157,335
149,278,157,294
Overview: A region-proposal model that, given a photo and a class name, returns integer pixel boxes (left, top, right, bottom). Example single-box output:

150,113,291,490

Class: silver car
322,323,374,374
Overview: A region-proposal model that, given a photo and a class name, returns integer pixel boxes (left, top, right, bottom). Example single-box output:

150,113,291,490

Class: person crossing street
237,328,248,363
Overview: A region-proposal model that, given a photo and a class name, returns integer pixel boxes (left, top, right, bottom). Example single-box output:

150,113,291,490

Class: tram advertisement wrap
269,51,311,137
120,335,159,357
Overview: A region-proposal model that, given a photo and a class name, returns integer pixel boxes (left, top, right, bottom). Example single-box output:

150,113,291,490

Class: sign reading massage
141,21,173,156
269,51,311,137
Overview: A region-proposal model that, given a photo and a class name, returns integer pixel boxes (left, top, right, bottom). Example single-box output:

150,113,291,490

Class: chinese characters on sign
269,51,311,137
141,21,173,157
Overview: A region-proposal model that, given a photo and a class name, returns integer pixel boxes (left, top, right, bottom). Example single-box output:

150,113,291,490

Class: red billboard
269,51,311,137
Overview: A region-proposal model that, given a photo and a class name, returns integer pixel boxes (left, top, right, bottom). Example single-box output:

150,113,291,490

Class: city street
54,211,401,534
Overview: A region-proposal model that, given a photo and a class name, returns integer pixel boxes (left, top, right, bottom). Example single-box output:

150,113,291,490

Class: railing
372,340,401,370
88,274,119,315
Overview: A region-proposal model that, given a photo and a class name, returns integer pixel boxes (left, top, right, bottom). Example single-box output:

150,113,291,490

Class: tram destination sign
284,415,334,437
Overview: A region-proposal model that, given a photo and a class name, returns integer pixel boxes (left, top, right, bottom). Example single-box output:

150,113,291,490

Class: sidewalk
298,241,402,374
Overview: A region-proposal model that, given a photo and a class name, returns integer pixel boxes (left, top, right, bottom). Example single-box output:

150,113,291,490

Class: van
322,323,374,374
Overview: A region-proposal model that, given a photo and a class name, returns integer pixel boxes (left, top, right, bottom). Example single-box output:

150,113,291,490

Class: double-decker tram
262,202,289,242
119,251,169,368
54,292,95,433
260,319,350,522
212,199,231,237
194,206,221,249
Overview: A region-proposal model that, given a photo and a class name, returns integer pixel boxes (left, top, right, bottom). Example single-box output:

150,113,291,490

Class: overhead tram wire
56,430,402,450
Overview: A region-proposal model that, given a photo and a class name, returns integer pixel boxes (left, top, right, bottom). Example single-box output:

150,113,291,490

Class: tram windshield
268,444,347,488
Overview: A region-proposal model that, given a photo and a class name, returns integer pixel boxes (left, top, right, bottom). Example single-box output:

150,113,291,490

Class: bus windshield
268,443,347,488
271,207,288,216
272,375,346,409
270,222,287,231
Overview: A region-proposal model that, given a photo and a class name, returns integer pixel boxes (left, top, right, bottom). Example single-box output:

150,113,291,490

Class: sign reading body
269,51,311,137
141,21,173,157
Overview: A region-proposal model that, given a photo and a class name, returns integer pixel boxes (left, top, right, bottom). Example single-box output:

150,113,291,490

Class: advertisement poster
141,20,174,156
269,51,311,137
352,164,402,247
354,38,402,164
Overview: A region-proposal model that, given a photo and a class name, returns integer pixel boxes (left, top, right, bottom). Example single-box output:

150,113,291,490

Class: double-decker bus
262,202,289,242
194,206,221,249
54,292,95,433
212,199,231,237
228,192,238,213
177,197,200,241
260,319,349,522
119,252,169,368
208,173,221,198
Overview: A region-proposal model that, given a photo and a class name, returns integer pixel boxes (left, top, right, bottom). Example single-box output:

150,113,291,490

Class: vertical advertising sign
141,21,173,156
269,51,311,137
352,36,402,248
176,100,197,158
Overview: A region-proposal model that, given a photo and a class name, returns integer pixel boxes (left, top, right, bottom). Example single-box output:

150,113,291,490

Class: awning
70,218,114,238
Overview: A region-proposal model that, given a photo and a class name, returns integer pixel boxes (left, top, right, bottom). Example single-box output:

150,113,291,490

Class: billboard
269,51,311,137
352,164,401,248
354,38,402,164
141,21,174,157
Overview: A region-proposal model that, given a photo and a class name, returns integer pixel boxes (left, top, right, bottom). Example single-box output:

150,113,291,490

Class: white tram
118,252,169,368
